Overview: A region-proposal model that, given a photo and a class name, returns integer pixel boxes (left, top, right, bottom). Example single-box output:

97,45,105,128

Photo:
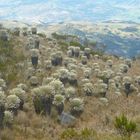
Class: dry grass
0,30,140,140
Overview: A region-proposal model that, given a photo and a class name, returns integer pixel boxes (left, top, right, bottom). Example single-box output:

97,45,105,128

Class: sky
0,0,140,23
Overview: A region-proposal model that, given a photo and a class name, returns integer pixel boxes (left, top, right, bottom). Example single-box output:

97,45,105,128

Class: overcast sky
0,0,139,23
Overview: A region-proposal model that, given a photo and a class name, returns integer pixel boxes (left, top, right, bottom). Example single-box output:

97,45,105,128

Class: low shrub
114,114,137,140
60,128,97,140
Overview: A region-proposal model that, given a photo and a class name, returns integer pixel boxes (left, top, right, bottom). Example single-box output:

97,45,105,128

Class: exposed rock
59,112,76,126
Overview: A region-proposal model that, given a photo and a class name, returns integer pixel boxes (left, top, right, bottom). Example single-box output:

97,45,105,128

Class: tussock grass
0,28,140,140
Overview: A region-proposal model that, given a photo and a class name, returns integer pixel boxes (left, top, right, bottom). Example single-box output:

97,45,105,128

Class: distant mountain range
2,19,139,58
1,0,140,59
0,0,140,23
54,21,140,58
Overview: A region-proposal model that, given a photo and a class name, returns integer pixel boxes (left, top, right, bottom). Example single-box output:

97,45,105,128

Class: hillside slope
0,23,140,140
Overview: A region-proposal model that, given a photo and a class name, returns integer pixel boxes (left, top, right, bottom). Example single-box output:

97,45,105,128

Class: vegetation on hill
0,27,140,140
0,38,25,86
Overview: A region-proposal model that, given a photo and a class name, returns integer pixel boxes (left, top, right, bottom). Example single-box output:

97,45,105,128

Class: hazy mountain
42,21,140,58
0,0,139,57
1,20,139,58
0,0,140,23
34,20,140,58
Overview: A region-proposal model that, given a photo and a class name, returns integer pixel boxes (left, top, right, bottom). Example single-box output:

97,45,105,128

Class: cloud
0,0,139,23
0,0,22,6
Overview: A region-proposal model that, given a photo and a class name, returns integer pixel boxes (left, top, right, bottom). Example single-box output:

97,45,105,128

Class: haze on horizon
0,0,140,23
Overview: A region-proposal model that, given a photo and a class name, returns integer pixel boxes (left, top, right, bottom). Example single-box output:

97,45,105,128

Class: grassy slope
0,31,140,140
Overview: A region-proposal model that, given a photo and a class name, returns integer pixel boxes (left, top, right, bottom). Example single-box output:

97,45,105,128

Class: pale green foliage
0,91,6,106
9,88,26,100
30,76,39,85
81,55,87,62
60,128,96,140
67,50,73,57
32,85,54,98
42,77,54,85
68,63,77,71
92,63,100,70
119,64,129,73
107,59,113,67
65,87,76,99
44,60,52,69
98,83,108,93
6,95,20,109
17,83,28,91
0,78,6,89
83,82,93,94
124,58,132,67
49,79,64,95
114,114,137,140
53,94,65,106
68,72,77,81
135,76,140,84
123,76,132,84
81,78,90,85
70,98,84,111
84,68,92,78
3,111,14,126
58,68,69,79
84,48,91,53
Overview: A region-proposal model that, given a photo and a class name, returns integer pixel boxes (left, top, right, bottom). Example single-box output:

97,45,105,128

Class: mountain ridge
0,20,140,58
